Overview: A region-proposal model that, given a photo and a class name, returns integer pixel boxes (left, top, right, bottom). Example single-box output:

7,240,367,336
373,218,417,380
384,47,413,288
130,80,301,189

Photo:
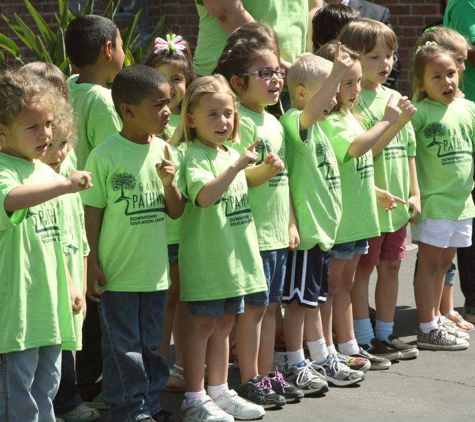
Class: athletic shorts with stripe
282,244,330,309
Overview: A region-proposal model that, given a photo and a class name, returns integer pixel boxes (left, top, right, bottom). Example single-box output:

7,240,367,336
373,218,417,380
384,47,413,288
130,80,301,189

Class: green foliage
0,0,165,74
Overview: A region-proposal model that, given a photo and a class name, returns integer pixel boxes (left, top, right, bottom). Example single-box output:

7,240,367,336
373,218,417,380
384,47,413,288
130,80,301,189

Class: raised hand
332,41,355,79
264,152,285,173
397,96,417,126
236,139,260,170
68,171,93,192
156,145,176,187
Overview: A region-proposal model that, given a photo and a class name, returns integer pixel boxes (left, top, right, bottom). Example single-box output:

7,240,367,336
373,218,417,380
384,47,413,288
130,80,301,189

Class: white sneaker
213,389,265,420
56,403,100,422
181,395,234,422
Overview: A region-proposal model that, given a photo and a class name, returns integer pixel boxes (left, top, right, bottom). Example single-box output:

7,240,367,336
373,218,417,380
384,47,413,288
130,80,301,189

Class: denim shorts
168,244,179,264
245,248,288,307
188,295,244,318
331,239,369,260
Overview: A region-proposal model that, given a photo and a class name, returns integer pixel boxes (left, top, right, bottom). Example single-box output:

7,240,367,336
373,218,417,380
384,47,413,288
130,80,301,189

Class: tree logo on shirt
111,171,166,218
316,141,339,182
425,122,473,163
256,138,272,165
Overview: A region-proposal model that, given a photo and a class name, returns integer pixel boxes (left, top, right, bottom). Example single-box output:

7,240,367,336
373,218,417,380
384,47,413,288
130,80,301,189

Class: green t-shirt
60,155,89,350
67,75,122,170
0,154,75,353
411,97,475,222
178,140,267,301
194,0,308,76
280,108,342,251
444,0,475,103
162,114,181,143
355,87,415,232
230,105,290,250
81,133,173,292
320,111,380,243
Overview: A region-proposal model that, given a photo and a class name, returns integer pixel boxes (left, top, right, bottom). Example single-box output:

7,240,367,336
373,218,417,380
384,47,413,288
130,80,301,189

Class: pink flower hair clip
154,33,187,54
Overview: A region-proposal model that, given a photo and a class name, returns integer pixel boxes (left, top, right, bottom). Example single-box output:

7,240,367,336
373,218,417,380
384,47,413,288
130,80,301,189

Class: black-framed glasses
240,68,286,80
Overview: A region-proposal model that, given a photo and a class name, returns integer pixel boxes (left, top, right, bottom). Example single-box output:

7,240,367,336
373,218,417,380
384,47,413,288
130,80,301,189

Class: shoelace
269,370,287,387
254,376,273,392
295,363,319,384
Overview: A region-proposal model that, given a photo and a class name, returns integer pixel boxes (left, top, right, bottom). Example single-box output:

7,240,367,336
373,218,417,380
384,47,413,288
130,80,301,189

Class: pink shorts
358,225,407,267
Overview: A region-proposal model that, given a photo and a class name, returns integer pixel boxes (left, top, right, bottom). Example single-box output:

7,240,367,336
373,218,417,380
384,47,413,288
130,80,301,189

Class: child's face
455,46,468,74
337,61,362,110
359,38,394,90
302,72,338,121
240,52,284,114
0,103,53,162
187,92,236,149
128,84,171,139
419,53,459,105
156,62,186,114
41,136,68,173
109,32,125,80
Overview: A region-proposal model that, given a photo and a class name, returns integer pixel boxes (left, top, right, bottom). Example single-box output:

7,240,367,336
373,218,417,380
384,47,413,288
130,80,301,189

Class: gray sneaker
284,359,329,396
56,403,100,422
417,327,469,351
312,355,365,387
382,334,419,359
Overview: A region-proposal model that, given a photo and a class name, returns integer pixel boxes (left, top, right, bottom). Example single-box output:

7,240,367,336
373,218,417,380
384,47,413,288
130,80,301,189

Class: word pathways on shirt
110,171,166,226
216,179,252,227
26,203,60,244
424,123,473,166
315,139,340,191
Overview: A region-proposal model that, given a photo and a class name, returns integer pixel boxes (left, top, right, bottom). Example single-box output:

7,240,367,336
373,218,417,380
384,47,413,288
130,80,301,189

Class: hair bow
154,34,187,54
416,40,438,53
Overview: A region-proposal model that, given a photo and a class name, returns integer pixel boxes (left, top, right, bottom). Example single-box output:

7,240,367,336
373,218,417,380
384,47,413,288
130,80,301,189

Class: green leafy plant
0,0,165,74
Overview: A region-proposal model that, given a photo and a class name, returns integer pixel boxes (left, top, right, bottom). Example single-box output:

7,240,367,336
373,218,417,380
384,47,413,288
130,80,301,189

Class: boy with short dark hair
81,64,184,421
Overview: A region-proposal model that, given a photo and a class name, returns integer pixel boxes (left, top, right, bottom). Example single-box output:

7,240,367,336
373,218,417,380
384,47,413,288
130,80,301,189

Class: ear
416,78,425,92
102,40,113,61
0,123,8,142
296,84,306,100
230,75,246,94
186,112,196,128
120,103,134,119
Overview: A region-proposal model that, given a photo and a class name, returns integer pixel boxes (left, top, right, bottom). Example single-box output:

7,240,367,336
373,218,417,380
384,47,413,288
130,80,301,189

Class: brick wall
0,0,446,96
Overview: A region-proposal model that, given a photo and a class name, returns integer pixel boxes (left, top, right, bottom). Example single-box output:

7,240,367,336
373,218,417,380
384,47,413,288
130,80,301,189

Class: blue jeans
99,290,169,422
0,344,61,422
53,350,83,414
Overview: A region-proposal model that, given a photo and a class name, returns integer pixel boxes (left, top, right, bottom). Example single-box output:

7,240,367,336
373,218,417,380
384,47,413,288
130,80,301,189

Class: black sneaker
382,334,419,359
266,370,304,403
352,347,391,370
359,338,402,361
237,376,286,409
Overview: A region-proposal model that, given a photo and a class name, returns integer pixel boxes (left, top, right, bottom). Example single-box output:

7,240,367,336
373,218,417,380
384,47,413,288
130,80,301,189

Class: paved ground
95,243,475,421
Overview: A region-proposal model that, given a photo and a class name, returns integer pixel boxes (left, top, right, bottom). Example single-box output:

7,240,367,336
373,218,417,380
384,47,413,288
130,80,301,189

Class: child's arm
348,95,416,158
197,140,259,208
4,170,93,213
84,205,107,302
156,145,185,219
374,186,405,212
300,42,354,131
289,194,300,250
371,98,417,157
82,256,88,320
64,254,83,315
245,151,285,188
407,156,421,222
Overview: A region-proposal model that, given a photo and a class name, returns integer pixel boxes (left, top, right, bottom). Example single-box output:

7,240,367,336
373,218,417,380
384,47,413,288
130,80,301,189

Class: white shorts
411,218,473,248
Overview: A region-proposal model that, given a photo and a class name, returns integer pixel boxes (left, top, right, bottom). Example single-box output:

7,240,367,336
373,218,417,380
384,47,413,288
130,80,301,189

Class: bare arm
407,156,421,223
288,195,300,250
245,152,285,188
202,0,254,34
5,170,92,213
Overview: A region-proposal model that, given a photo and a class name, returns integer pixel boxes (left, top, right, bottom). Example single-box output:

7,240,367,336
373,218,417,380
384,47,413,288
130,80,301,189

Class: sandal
445,311,475,333
164,364,186,393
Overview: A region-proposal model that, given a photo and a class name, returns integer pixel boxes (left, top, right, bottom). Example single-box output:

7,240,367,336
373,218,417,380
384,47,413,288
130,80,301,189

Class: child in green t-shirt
144,32,197,392
0,71,93,421
279,45,365,393
65,15,125,171
177,75,268,422
339,19,421,360
81,65,184,420
317,41,418,370
410,42,474,351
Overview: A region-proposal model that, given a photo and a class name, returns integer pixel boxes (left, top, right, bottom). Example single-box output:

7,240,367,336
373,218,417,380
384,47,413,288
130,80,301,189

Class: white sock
184,389,207,403
327,344,337,356
286,349,306,367
208,383,228,400
338,339,359,356
420,319,438,334
307,338,328,363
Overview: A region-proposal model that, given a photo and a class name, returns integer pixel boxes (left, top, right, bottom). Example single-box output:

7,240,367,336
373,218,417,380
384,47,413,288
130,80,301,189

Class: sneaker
382,334,419,360
336,352,371,373
439,317,470,340
284,360,329,396
266,370,304,402
213,389,265,420
353,347,391,370
417,327,469,351
181,396,234,422
237,376,285,409
56,403,100,422
359,338,402,361
313,355,365,387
